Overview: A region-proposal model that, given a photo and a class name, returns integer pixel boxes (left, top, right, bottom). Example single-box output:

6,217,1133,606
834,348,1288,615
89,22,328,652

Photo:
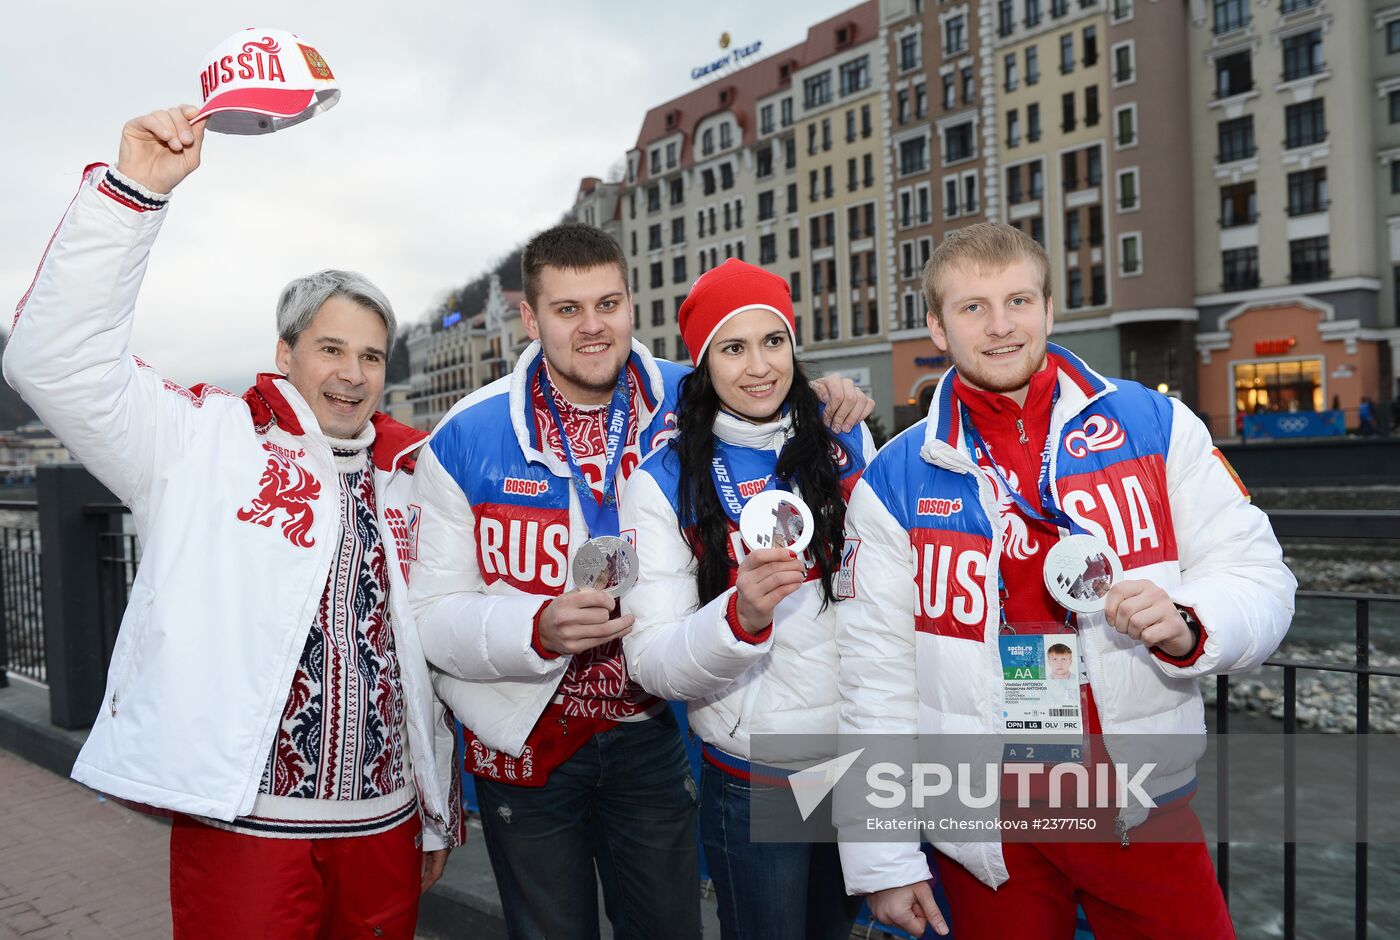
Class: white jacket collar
714,410,792,452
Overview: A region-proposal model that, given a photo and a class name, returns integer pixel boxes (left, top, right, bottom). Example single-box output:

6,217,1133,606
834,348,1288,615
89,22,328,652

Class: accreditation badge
999,625,1086,765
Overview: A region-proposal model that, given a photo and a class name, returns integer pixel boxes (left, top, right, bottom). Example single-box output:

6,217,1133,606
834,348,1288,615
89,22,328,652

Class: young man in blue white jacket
836,222,1294,939
409,228,874,939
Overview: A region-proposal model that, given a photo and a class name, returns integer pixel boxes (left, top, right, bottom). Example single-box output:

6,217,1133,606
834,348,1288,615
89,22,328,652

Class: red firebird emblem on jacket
237,443,321,548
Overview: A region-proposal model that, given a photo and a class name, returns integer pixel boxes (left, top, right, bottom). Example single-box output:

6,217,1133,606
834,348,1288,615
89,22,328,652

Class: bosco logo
503,477,549,497
738,476,771,499
917,497,963,517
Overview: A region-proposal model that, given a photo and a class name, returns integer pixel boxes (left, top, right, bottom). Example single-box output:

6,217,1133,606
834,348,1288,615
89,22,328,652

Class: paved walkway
0,751,171,939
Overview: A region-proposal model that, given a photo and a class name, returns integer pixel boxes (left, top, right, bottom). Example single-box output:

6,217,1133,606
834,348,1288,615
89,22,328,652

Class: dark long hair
673,357,847,609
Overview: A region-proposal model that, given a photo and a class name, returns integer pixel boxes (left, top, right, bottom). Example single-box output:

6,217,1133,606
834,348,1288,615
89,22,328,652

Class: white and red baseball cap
194,27,340,135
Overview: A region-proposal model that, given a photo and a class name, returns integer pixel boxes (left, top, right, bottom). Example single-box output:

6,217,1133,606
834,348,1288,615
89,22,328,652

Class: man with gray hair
4,105,459,939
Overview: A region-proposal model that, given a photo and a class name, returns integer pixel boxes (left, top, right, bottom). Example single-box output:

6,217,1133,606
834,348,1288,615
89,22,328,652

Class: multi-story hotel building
620,1,901,429
1191,0,1391,434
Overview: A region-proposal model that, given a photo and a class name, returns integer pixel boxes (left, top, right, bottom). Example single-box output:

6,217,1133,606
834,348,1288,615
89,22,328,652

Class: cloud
2,0,858,388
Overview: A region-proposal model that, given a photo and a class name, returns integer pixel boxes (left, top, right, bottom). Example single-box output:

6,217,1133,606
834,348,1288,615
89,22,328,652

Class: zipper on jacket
109,693,118,717
1016,417,1027,445
1115,817,1130,848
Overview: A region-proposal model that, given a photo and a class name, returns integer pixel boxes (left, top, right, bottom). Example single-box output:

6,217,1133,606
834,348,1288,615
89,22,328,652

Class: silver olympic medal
571,536,639,599
1043,533,1124,614
738,490,814,556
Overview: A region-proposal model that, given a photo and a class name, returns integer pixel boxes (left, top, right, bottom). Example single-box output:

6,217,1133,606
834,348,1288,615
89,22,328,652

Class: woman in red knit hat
619,259,879,940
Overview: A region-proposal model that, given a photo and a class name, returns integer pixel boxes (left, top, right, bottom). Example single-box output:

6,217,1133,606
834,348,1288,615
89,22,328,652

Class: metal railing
0,501,42,685
1213,510,1400,939
86,503,138,670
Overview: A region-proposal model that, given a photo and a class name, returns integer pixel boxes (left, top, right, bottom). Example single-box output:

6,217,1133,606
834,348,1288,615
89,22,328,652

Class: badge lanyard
959,387,1071,532
539,365,631,539
709,445,791,524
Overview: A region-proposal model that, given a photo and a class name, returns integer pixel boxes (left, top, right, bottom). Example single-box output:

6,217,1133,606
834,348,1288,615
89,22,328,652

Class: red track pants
169,814,422,940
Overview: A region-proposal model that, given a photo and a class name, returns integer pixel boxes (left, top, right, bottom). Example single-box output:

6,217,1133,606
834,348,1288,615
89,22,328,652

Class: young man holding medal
835,222,1295,939
409,227,874,938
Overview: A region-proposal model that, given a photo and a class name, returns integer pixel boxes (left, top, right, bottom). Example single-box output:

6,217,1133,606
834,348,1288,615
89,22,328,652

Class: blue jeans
701,760,862,940
475,709,700,940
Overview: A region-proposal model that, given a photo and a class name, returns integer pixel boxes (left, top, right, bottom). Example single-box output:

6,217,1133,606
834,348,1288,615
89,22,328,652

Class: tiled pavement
0,750,171,939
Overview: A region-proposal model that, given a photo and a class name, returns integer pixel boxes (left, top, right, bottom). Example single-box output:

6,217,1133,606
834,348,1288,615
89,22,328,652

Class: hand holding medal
732,491,812,636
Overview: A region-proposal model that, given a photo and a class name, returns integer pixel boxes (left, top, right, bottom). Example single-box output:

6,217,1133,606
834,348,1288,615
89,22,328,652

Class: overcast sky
2,1,858,391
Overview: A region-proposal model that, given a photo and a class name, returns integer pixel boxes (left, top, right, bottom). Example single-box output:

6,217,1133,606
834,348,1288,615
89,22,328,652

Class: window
1280,0,1318,11
822,117,832,150
1029,161,1044,198
760,104,774,135
647,185,661,212
1282,30,1322,81
1061,92,1076,132
1007,109,1021,147
1115,105,1137,147
649,148,661,175
900,137,929,174
1090,265,1106,307
851,255,864,291
1284,99,1325,148
1063,151,1080,191
900,34,921,72
757,147,773,179
898,89,910,124
963,175,978,214
1391,91,1400,125
1390,21,1400,55
1217,116,1255,162
758,190,775,221
823,165,834,198
1029,217,1045,245
723,203,731,232
1287,168,1327,215
702,128,714,156
721,163,735,189
1067,269,1084,308
945,178,959,217
1214,0,1248,35
651,299,665,325
785,138,797,169
1060,34,1075,74
918,185,931,222
1026,0,1043,28
863,154,874,187
1066,209,1082,249
840,56,870,95
760,233,777,264
960,66,973,104
808,123,818,156
1113,42,1135,84
786,183,798,214
1086,146,1102,185
672,256,687,284
1008,166,1024,204
851,301,864,337
1222,247,1259,291
944,123,975,164
861,104,872,138
1112,0,1133,22
720,123,732,149
1026,46,1040,85
781,98,793,126
1085,86,1100,126
666,142,677,168
1215,51,1252,98
654,337,666,360
848,157,859,192
695,212,704,239
789,227,800,257
943,75,956,110
804,72,832,108
672,216,686,244
1083,26,1098,67
1052,0,1068,16
702,169,716,196
1289,236,1329,283
790,271,802,302
810,169,820,201
846,107,856,143
1005,53,1019,91
1114,170,1136,212
1028,103,1041,142
1120,233,1142,275
915,82,928,117
669,179,684,206
734,199,744,228
999,0,1015,37
1220,182,1256,226
945,15,967,55
902,241,916,278
1392,161,1400,195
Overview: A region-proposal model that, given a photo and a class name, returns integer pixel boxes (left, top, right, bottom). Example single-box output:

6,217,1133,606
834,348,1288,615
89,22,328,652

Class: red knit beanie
677,258,796,366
